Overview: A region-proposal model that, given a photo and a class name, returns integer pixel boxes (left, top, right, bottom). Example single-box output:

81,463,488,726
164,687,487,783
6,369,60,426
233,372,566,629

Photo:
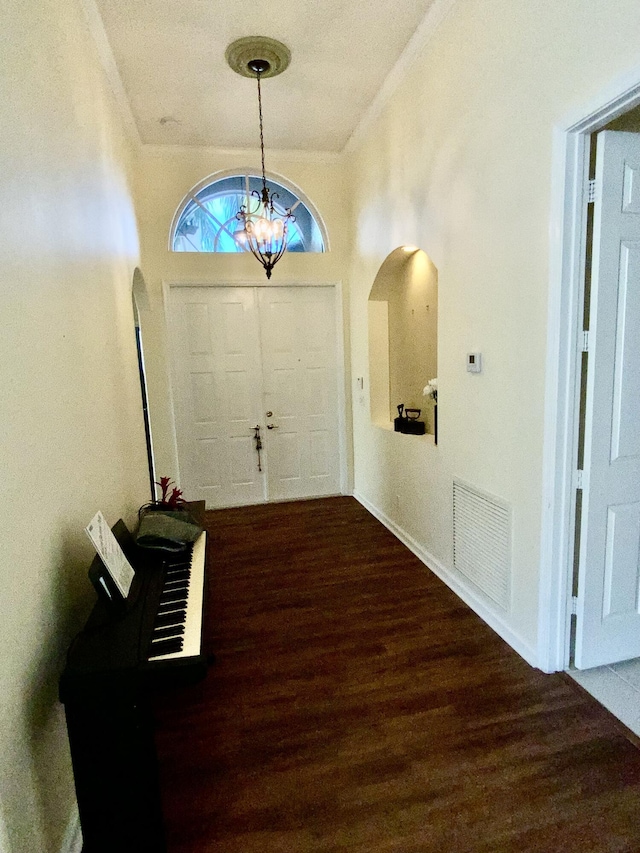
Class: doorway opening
540,69,640,732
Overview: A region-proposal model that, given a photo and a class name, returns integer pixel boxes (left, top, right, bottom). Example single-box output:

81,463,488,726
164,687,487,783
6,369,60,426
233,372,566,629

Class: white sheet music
85,511,135,598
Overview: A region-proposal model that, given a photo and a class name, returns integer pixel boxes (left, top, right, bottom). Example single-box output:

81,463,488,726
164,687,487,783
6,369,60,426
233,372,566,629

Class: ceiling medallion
225,36,291,79
226,37,293,279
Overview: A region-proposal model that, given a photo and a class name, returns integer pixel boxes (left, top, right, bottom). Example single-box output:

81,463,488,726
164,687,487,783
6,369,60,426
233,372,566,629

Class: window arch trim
169,167,330,253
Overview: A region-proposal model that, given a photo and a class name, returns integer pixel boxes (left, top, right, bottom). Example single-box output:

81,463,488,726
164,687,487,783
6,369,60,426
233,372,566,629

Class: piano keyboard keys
147,532,206,663
149,637,184,658
164,578,189,588
154,610,186,628
165,570,190,581
152,625,185,640
158,598,187,613
160,589,188,604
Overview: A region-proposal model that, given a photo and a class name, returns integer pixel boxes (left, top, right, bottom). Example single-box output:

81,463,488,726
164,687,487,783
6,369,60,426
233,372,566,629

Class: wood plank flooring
153,497,640,853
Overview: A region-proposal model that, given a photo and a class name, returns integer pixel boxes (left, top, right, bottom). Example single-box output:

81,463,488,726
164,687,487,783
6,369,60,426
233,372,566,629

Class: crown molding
343,0,458,155
79,0,142,147
141,144,343,163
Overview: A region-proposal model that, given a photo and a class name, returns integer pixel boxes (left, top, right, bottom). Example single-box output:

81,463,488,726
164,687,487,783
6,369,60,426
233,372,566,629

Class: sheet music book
85,511,135,598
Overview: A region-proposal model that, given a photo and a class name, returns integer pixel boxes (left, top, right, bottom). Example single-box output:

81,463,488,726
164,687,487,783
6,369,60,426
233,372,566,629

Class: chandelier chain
256,72,267,195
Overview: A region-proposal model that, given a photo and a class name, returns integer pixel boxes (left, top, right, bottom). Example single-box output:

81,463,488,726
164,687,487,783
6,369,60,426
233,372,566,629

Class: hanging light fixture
226,37,294,279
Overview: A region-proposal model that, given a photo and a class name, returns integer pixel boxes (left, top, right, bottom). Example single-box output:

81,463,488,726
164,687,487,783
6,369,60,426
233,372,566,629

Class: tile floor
569,658,640,736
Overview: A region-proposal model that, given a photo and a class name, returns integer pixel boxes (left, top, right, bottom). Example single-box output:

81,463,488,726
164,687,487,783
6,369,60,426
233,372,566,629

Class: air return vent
453,480,511,611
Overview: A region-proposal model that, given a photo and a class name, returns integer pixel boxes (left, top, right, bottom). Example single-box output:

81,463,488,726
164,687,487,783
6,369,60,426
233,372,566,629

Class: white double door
168,285,341,508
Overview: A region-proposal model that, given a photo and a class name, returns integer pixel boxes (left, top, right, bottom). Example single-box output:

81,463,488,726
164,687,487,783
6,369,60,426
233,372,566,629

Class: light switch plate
467,352,482,373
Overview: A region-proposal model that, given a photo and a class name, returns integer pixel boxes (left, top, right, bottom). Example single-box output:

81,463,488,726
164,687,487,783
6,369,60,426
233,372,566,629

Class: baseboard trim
353,490,539,669
60,803,82,853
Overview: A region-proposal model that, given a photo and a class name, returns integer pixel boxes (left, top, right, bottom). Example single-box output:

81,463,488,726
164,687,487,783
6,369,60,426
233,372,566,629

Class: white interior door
168,285,341,508
259,287,340,501
575,130,640,669
168,287,265,508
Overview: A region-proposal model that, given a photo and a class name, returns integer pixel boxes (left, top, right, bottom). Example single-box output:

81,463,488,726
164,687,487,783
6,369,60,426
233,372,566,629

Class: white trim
168,167,331,253
333,281,352,495
60,803,82,853
161,280,182,487
78,0,141,146
556,65,640,134
163,278,337,289
354,490,539,669
144,144,342,163
344,0,458,154
164,281,350,501
539,63,640,673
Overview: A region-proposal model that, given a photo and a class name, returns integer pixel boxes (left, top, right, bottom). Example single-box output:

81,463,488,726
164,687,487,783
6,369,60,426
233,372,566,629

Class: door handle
267,424,279,429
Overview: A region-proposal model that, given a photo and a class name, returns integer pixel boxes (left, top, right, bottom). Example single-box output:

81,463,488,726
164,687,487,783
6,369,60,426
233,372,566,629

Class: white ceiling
93,0,437,152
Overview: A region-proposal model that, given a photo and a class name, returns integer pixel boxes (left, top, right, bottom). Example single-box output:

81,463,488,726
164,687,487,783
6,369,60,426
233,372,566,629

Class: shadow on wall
1,532,95,853
368,246,438,432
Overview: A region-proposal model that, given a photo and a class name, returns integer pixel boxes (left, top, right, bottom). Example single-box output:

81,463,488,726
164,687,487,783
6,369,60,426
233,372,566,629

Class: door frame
539,65,640,673
163,278,351,502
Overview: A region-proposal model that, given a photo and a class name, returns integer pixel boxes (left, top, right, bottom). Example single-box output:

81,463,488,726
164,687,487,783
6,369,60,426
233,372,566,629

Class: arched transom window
171,173,326,253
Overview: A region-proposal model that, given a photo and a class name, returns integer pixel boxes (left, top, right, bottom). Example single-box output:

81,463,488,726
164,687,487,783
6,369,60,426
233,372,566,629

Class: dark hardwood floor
154,497,640,853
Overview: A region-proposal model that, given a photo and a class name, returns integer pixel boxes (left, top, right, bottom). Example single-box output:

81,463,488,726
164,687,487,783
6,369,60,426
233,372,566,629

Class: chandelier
226,38,294,279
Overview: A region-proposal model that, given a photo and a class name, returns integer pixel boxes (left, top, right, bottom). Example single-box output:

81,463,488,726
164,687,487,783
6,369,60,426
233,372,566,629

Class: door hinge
576,469,584,490
571,595,578,616
581,330,590,352
587,178,597,203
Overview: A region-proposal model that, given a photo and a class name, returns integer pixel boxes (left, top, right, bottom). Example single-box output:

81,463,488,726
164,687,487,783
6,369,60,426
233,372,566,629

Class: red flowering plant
139,476,186,518
155,476,185,508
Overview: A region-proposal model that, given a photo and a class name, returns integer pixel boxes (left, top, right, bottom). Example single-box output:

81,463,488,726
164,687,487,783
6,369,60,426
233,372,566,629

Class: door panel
610,242,640,461
259,287,340,502
309,429,331,477
602,503,640,618
168,287,264,508
575,131,640,668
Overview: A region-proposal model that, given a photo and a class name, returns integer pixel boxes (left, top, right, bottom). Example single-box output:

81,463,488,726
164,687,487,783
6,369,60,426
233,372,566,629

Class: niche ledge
373,420,435,443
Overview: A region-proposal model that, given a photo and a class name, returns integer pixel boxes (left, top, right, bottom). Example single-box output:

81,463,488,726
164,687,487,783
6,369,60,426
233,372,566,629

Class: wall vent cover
453,479,511,611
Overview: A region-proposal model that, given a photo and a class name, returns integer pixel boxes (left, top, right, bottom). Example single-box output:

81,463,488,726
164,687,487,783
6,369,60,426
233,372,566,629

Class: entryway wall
346,2,640,675
134,145,353,491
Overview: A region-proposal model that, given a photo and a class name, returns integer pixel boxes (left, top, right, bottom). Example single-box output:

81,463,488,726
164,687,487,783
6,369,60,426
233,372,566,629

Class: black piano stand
65,691,166,853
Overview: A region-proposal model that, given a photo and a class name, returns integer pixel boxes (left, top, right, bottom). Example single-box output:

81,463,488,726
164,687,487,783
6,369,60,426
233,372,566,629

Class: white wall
136,147,351,484
0,0,148,848
347,0,640,664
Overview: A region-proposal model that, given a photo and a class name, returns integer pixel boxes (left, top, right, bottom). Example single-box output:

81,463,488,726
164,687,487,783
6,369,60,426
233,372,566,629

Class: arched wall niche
368,246,438,432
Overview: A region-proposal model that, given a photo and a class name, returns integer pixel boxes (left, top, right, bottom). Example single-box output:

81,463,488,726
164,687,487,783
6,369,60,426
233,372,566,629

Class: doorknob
266,411,273,417
267,423,279,429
